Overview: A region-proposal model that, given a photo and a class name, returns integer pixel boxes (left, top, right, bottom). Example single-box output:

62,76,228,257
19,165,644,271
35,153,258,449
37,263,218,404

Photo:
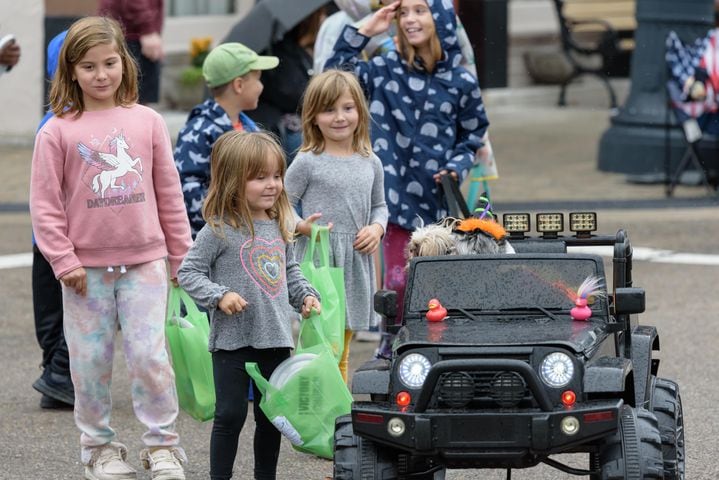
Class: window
166,0,236,16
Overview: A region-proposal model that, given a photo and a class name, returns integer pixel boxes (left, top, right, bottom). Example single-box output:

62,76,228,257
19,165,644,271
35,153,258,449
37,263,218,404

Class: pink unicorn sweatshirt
30,104,191,279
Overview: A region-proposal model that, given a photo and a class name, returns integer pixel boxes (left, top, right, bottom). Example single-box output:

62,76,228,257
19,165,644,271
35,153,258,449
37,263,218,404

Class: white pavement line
570,246,719,266
0,252,33,269
2,246,719,270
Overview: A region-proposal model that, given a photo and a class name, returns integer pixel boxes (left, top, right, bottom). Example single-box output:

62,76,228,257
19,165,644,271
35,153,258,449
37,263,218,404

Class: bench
552,0,636,108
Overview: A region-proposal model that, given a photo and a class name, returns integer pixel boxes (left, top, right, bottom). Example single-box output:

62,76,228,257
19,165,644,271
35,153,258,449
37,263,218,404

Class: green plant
180,37,212,87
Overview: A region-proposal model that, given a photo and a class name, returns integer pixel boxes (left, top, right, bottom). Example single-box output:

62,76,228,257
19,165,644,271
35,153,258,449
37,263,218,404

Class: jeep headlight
398,353,432,389
540,352,574,388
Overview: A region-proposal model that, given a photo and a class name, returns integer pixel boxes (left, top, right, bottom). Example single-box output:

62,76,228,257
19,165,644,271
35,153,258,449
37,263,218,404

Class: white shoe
140,447,186,480
84,442,137,480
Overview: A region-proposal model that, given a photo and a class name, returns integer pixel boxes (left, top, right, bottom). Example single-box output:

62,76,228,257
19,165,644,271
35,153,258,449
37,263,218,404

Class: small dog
406,217,514,266
453,217,515,255
405,218,459,259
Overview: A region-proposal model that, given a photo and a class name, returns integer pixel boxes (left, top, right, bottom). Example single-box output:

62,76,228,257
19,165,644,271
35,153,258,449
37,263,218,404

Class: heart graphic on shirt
240,238,285,298
261,256,280,280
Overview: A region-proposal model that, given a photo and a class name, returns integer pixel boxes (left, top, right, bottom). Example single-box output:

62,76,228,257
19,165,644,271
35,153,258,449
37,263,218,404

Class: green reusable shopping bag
246,329,352,459
298,225,346,361
165,286,215,422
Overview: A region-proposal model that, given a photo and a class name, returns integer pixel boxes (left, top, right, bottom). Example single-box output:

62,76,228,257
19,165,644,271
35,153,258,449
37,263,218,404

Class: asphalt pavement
1,76,718,479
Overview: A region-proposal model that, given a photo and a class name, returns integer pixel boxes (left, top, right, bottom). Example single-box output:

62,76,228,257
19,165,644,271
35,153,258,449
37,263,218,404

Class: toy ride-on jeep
334,212,685,479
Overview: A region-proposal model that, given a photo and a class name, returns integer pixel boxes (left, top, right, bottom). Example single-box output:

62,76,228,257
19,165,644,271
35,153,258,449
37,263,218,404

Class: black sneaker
40,394,73,410
32,369,75,405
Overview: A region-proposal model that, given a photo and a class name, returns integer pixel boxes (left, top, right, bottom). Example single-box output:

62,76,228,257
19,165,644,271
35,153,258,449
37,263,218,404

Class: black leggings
210,347,290,480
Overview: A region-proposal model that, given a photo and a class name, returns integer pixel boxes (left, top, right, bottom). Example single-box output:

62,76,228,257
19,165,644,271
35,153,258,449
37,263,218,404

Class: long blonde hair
49,16,138,117
395,1,443,72
202,131,294,242
300,70,372,156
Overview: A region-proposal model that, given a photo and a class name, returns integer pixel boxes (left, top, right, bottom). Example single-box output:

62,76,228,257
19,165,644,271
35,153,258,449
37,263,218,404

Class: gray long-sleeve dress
285,151,388,331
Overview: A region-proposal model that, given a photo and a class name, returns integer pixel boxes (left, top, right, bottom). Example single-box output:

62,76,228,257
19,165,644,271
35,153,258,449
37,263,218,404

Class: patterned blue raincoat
325,0,489,230
174,99,258,236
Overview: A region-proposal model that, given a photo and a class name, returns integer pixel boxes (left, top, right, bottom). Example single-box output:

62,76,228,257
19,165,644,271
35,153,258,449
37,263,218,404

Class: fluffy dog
406,217,514,266
453,218,515,255
405,218,459,260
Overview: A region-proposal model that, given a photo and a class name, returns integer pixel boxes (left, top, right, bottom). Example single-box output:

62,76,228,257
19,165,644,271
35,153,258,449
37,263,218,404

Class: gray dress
285,151,389,331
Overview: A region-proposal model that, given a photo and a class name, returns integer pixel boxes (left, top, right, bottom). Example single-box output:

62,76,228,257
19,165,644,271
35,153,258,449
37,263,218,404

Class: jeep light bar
502,213,530,239
568,212,597,238
501,211,602,242
536,213,564,239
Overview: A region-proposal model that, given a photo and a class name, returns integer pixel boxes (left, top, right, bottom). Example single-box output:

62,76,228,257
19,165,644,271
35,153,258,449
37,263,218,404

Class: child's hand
433,169,458,184
61,267,87,296
359,1,400,37
218,292,248,315
301,296,321,318
297,213,333,237
353,223,383,255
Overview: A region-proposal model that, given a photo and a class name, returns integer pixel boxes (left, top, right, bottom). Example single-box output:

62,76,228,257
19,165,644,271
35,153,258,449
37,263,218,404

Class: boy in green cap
175,42,279,236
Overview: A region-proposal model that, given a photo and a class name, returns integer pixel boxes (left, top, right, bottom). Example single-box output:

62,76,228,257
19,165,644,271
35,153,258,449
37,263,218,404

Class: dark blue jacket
33,30,67,246
38,31,67,132
325,0,489,230
174,99,258,236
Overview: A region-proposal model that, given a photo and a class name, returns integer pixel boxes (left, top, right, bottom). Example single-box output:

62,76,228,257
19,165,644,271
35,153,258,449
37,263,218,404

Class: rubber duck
570,297,592,321
426,298,447,322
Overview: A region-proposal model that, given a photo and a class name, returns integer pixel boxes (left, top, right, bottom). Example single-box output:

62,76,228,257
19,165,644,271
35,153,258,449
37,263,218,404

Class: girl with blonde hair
178,131,320,480
286,70,388,381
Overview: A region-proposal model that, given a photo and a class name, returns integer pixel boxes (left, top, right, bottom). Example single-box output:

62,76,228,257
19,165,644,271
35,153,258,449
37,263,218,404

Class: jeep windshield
406,254,607,315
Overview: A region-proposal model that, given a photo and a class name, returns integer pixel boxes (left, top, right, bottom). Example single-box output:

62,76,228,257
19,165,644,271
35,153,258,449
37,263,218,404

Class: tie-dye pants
62,259,181,464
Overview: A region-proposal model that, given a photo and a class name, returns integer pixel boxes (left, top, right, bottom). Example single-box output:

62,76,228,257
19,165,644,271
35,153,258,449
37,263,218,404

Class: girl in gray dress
287,70,388,382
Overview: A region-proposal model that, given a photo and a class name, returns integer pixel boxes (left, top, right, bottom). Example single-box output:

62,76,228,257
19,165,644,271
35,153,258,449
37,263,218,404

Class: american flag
666,29,719,122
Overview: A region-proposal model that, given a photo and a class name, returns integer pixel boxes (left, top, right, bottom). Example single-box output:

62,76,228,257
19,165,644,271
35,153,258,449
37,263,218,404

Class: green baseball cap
202,42,279,88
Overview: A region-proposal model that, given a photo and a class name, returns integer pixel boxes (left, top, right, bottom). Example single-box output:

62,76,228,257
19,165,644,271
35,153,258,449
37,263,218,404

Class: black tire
651,378,686,479
599,405,664,479
398,454,446,480
333,414,398,480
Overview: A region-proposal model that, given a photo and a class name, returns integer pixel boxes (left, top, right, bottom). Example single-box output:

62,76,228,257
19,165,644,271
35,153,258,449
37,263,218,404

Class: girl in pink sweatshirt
29,17,191,480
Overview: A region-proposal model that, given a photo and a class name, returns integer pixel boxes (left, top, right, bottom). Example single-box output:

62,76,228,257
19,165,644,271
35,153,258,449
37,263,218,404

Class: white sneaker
84,442,137,480
140,447,186,480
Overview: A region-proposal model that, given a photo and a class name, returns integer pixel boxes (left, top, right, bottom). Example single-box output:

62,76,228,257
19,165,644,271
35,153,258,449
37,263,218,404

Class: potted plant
165,37,212,110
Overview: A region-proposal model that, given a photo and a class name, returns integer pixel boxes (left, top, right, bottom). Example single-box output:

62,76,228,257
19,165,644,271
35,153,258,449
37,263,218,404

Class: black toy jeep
334,213,685,479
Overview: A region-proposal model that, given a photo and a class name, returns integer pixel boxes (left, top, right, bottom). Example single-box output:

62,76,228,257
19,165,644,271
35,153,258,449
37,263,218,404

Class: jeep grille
435,370,532,409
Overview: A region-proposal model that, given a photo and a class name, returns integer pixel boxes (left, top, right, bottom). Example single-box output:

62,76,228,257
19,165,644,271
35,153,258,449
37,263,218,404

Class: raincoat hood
334,0,372,21
416,0,463,71
184,99,258,135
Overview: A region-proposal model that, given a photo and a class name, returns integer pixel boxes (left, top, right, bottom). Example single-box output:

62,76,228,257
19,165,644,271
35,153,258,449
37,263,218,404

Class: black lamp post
597,0,714,179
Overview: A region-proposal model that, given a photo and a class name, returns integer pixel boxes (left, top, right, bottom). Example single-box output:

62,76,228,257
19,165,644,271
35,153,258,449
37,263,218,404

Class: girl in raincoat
314,0,478,78
326,0,489,356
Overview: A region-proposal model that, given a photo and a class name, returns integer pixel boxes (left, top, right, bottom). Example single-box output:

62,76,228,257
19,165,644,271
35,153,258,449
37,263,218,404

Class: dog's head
406,222,457,261
452,218,513,255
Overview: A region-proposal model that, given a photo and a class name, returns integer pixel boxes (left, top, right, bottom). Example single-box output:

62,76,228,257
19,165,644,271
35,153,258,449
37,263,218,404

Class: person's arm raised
358,1,400,38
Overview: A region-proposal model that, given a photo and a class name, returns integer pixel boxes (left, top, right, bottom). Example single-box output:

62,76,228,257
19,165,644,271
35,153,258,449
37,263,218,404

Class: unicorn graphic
77,133,143,198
